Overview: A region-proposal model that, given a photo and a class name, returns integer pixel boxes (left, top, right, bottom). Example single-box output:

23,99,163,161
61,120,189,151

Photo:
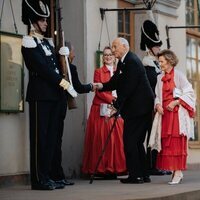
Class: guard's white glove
59,46,70,56
59,79,70,90
59,79,77,97
67,85,78,98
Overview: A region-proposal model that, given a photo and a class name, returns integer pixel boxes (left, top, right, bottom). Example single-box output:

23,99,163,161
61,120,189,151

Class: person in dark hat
140,20,162,91
21,0,77,190
140,20,172,176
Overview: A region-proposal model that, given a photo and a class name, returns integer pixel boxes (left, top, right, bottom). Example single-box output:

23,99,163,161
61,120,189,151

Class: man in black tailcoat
97,37,154,183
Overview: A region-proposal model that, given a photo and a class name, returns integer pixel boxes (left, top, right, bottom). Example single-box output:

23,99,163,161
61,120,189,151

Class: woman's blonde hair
157,49,179,67
103,46,112,55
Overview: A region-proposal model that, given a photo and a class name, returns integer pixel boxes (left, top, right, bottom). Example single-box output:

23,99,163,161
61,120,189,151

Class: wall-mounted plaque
0,31,24,112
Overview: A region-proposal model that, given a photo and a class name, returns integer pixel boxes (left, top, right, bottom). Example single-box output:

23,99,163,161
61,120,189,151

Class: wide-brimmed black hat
140,20,162,51
22,0,50,25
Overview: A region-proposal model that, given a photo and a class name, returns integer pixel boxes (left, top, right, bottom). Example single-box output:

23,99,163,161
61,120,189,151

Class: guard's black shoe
120,176,144,184
31,180,56,190
56,179,74,186
143,176,151,183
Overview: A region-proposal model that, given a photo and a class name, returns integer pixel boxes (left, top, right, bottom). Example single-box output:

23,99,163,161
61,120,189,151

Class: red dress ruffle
156,69,192,171
82,66,126,175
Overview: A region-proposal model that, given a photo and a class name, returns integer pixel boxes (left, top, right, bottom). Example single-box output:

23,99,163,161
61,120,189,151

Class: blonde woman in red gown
153,49,195,185
82,46,126,178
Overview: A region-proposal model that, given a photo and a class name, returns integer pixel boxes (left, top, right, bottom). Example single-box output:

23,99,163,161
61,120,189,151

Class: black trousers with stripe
29,100,62,185
50,96,68,181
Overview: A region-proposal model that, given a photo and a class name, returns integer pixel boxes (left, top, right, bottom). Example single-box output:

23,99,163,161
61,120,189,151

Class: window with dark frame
118,0,134,51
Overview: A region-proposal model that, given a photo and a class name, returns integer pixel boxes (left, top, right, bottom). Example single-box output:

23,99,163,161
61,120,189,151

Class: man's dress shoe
56,179,74,186
94,174,117,180
120,177,144,184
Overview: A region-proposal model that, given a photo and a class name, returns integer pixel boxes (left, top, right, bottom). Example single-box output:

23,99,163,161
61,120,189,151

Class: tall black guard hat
22,0,50,25
140,20,162,51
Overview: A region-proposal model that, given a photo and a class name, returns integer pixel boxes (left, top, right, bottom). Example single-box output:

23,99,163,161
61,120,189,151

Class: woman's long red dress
156,69,194,171
82,65,126,175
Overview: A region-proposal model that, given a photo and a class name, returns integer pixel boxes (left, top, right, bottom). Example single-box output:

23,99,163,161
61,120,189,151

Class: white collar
121,51,128,63
106,65,113,71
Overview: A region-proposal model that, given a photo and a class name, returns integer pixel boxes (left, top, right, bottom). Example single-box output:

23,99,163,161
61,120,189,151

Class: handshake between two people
58,47,105,99
59,79,119,117
58,46,103,96
90,82,103,92
59,81,103,97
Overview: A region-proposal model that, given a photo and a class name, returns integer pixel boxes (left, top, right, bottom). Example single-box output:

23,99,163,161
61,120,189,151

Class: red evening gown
156,69,194,171
82,65,126,175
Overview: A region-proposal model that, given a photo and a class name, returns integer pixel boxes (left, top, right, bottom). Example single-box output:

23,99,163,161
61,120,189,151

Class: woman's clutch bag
100,103,112,117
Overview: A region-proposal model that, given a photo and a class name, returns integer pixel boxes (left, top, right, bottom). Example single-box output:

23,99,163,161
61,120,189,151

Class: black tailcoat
102,51,154,119
102,51,154,178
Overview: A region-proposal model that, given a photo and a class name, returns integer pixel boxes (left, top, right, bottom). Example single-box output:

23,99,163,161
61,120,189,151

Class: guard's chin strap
29,18,45,35
35,21,45,35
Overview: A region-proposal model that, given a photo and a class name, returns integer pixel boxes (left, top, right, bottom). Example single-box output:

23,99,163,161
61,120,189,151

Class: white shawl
149,69,196,152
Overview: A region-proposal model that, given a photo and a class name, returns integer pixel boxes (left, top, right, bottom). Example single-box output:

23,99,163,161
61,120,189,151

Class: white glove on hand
59,46,70,56
59,79,77,98
59,79,70,90
67,85,78,98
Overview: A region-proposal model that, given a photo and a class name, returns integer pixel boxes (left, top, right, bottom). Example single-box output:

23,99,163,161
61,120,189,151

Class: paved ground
0,169,200,200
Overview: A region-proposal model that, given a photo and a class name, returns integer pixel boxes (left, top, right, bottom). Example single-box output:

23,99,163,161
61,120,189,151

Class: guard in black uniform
140,20,171,176
50,42,94,185
21,0,77,190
